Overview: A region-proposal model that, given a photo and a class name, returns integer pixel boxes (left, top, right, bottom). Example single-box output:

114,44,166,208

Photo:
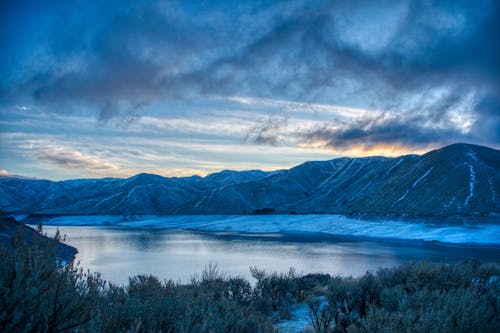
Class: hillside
0,215,77,261
1,143,499,217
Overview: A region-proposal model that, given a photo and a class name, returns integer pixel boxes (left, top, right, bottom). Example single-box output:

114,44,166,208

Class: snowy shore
21,214,500,245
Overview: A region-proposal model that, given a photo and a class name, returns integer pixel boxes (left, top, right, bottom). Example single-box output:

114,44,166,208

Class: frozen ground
275,302,313,332
22,214,500,245
275,296,329,333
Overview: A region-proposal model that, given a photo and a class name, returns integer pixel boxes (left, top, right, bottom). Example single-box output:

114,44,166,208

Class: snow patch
442,196,456,213
396,167,434,203
467,149,478,162
319,159,352,187
95,192,123,207
413,157,427,169
412,167,435,189
358,177,376,195
395,189,410,204
194,197,205,208
385,157,405,176
275,302,312,332
464,163,476,207
463,149,479,207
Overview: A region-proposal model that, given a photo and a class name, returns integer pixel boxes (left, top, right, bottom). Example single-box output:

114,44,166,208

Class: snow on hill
0,143,499,217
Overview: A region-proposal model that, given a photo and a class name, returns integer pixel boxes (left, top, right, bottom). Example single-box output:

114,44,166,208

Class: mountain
0,143,498,217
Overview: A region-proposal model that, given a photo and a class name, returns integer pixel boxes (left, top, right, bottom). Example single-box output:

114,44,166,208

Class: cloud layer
1,0,499,178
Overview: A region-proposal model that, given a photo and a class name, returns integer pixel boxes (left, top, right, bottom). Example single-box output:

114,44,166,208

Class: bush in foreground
315,260,500,333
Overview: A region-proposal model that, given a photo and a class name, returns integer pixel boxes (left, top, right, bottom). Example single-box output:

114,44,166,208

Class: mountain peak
432,142,498,154
128,173,166,180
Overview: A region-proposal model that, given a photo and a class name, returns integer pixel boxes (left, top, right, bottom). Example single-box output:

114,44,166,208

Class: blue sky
1,0,499,180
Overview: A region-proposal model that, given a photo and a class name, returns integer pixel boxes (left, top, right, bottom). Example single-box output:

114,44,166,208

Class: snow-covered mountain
1,143,498,217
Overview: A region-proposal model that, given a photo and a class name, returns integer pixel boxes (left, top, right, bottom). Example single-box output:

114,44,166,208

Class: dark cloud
300,112,473,151
245,115,288,146
472,94,500,143
37,150,115,171
1,0,499,147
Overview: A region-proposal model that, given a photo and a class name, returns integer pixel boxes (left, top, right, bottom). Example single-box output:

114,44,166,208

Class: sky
1,0,499,180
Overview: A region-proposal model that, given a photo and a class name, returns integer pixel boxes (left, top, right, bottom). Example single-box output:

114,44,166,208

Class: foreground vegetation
0,226,499,332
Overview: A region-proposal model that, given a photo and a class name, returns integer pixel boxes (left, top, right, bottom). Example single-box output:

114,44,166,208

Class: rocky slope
0,215,77,261
1,143,498,217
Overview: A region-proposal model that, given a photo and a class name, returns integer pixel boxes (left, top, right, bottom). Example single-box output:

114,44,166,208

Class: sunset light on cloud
1,0,499,180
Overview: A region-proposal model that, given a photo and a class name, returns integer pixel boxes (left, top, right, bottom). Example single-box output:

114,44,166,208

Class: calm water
39,225,500,285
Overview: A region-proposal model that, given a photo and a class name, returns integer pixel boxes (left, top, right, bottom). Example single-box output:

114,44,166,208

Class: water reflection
39,226,500,286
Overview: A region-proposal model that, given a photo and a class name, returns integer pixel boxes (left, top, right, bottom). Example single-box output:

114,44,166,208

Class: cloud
226,95,371,119
36,149,119,175
0,169,37,179
13,137,121,175
299,112,475,152
1,0,498,147
241,89,483,151
245,115,288,146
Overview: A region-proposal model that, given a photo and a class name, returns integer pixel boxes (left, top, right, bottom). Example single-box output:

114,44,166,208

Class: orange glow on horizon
298,141,436,158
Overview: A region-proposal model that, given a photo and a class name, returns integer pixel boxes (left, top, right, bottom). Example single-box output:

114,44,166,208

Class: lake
38,221,500,285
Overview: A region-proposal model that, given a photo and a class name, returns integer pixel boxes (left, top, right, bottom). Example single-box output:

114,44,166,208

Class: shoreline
23,214,500,246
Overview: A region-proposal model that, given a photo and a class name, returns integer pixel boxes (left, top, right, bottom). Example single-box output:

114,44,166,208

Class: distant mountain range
1,143,499,217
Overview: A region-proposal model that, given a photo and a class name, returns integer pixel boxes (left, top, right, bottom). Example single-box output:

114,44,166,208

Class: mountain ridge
1,143,499,217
